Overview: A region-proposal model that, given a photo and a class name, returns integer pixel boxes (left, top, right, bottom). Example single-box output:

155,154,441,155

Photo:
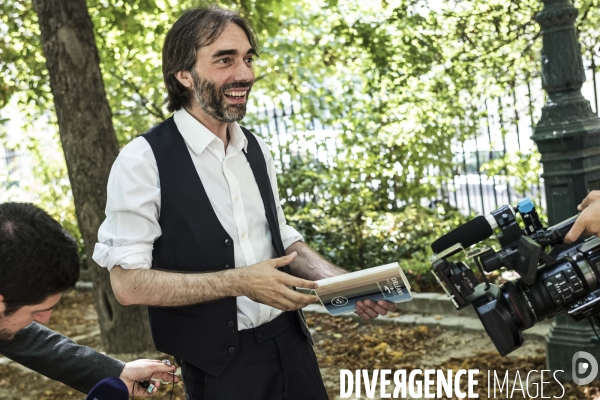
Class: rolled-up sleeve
259,137,304,249
92,137,161,271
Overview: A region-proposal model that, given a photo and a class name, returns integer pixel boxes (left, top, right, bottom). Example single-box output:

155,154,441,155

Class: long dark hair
162,6,259,113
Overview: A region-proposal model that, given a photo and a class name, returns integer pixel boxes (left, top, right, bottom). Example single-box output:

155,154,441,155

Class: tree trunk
33,0,154,353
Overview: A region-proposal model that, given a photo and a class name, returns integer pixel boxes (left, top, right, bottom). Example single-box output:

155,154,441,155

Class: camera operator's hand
565,191,600,243
355,299,397,321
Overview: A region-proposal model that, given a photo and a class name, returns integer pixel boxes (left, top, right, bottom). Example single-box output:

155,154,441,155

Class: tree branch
121,79,165,120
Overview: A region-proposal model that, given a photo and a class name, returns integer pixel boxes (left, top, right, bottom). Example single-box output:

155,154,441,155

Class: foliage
289,201,471,289
2,0,600,285
0,126,85,266
481,149,545,212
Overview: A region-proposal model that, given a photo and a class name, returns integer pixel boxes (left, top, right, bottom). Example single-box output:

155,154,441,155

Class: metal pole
473,133,486,214
461,142,472,212
527,80,544,208
533,0,600,382
592,54,599,116
497,97,513,204
512,87,522,151
485,99,499,209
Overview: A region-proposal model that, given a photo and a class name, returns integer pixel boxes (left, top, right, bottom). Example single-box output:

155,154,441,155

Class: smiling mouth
224,89,249,99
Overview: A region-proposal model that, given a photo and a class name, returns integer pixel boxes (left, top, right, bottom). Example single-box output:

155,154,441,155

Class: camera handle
477,236,558,285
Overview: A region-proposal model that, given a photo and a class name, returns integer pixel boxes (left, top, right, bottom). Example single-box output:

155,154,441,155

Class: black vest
142,117,311,377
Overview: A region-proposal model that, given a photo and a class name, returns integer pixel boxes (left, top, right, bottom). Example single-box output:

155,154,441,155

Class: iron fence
246,56,600,218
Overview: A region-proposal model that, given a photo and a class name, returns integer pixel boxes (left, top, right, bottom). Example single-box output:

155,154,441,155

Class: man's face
0,293,62,341
189,23,256,122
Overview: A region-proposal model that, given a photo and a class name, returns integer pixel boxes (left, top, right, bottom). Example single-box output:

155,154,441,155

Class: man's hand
239,252,320,311
565,191,600,243
119,359,178,396
283,242,397,320
355,299,397,321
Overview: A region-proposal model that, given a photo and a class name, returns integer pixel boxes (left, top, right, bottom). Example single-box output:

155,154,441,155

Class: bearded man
93,6,395,399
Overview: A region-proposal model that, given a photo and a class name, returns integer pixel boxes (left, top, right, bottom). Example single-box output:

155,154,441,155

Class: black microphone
431,215,495,254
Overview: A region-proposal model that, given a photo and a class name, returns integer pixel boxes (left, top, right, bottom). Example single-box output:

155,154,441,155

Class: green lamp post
531,0,600,382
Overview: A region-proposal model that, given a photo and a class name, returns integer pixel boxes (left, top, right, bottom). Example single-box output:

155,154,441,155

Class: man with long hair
94,6,395,398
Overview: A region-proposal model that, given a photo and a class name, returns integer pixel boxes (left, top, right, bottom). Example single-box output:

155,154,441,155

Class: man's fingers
355,309,371,321
266,286,319,311
150,380,162,392
361,300,388,316
357,301,379,319
270,252,297,268
355,300,396,320
565,216,586,243
283,275,319,290
134,380,161,396
580,191,600,209
280,289,319,308
151,364,177,373
289,292,319,306
152,371,179,382
271,297,301,312
378,300,397,311
362,307,379,319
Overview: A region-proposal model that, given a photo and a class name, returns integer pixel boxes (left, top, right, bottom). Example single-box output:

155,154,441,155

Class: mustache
221,82,252,91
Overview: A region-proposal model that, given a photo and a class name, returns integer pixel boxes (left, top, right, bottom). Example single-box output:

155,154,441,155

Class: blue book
311,262,412,316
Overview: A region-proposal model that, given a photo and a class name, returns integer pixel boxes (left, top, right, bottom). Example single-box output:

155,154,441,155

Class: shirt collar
173,108,249,156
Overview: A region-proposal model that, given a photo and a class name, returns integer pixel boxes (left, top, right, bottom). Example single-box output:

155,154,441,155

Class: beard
0,315,15,341
0,329,15,341
191,71,252,123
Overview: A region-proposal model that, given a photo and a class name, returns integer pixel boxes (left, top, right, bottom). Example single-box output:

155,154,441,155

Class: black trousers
178,312,328,400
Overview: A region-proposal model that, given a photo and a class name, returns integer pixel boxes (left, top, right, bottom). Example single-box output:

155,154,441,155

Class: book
304,262,413,316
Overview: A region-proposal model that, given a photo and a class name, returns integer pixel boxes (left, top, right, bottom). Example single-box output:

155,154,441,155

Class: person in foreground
0,202,178,396
93,5,396,400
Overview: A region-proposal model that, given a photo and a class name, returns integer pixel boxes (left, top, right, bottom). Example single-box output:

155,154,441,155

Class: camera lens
500,260,585,327
477,257,593,355
502,281,534,330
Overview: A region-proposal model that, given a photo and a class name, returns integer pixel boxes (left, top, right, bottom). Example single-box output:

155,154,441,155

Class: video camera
430,198,600,356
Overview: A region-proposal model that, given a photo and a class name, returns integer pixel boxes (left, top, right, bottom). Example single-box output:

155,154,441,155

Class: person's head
0,203,80,340
162,6,259,122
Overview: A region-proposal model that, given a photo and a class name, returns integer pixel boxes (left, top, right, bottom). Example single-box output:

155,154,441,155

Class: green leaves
4,0,600,278
243,0,551,272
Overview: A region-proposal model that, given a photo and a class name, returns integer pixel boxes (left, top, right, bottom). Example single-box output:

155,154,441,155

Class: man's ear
175,70,193,88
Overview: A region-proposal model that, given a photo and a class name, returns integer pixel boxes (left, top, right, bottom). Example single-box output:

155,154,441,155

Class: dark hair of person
0,203,80,315
162,5,259,113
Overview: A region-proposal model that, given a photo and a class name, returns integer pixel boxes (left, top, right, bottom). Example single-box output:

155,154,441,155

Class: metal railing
245,56,600,217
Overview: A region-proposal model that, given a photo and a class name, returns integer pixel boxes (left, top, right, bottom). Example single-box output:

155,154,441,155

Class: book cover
312,262,412,316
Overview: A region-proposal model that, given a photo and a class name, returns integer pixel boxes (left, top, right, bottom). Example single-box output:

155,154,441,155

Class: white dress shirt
92,108,304,330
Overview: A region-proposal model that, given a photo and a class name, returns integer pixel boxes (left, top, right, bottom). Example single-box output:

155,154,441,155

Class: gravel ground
0,290,598,400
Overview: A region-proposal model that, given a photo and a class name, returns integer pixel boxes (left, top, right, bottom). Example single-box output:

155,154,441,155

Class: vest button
256,332,262,339
228,346,235,354
228,320,235,328
224,264,231,269
224,238,232,246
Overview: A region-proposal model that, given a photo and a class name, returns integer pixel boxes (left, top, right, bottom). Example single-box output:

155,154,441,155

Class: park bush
288,201,471,292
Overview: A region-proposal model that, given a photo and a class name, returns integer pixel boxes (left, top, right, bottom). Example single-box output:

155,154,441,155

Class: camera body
431,198,600,356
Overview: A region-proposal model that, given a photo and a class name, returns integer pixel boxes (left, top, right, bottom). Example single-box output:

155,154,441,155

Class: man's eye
218,58,231,64
245,57,254,63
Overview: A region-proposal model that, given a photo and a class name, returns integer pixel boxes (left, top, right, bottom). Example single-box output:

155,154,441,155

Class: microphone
431,215,496,254
86,377,129,400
